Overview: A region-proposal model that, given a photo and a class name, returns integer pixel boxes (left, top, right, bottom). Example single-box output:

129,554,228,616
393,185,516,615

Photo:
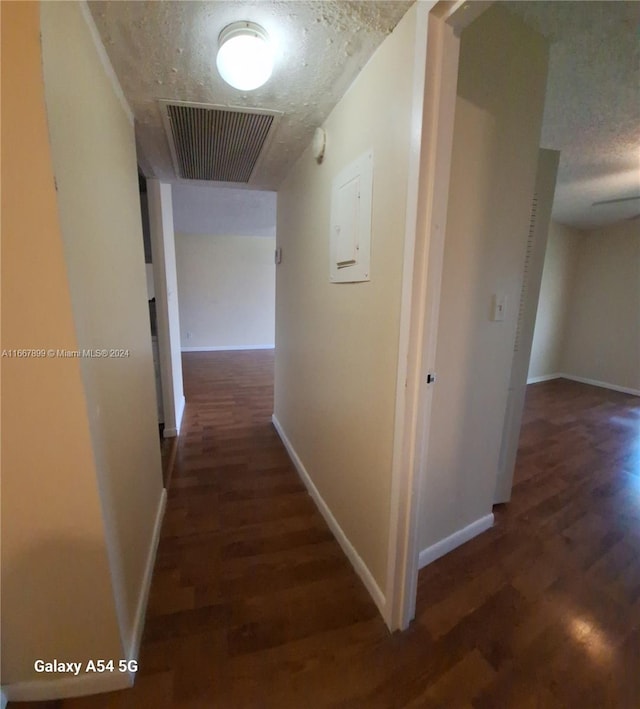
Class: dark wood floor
15,355,640,707
160,432,178,488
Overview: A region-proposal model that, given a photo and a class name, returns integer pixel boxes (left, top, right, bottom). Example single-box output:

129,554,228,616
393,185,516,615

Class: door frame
494,149,560,503
385,0,494,631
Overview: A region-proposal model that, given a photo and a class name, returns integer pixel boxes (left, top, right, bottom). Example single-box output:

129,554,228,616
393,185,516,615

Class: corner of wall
148,180,184,431
77,1,134,124
38,2,166,697
274,2,421,616
418,2,549,552
2,1,124,693
558,221,640,390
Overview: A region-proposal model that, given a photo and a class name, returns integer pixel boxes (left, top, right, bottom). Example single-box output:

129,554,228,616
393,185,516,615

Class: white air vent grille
161,101,281,183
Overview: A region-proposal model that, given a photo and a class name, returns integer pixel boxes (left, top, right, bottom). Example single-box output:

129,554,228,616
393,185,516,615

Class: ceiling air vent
160,101,281,183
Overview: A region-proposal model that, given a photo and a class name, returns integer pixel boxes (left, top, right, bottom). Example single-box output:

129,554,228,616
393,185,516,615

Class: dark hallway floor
16,353,640,707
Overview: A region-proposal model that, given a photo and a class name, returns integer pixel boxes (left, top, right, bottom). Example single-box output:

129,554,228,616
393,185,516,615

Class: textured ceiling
506,1,640,229
88,0,413,190
89,0,639,229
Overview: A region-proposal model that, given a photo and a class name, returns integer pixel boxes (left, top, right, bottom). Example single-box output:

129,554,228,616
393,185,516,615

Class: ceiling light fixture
216,21,273,91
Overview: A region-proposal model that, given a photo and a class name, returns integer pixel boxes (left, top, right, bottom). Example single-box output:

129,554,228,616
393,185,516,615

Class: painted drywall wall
172,184,277,237
148,181,185,435
528,222,582,380
562,220,640,391
529,219,639,393
274,5,419,592
1,1,122,688
176,234,276,349
40,0,164,659
171,185,276,350
418,7,549,551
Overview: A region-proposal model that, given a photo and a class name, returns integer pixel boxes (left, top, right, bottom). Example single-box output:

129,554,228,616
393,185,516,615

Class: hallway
17,355,640,708
139,350,387,707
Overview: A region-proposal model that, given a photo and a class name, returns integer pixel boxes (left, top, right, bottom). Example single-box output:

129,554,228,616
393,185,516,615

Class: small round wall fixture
216,21,273,91
312,127,326,163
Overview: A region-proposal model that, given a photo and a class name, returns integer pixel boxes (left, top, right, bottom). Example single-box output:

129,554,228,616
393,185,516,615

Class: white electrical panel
330,150,373,283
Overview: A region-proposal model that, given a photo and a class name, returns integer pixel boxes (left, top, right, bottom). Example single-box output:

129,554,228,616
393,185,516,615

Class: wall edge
419,513,494,569
271,414,388,626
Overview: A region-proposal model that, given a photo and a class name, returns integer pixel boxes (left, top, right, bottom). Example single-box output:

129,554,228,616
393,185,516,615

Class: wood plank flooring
14,356,640,708
160,433,178,488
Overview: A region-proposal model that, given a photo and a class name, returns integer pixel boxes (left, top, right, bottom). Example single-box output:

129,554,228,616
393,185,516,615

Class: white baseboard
558,374,640,397
527,373,561,384
176,395,185,434
419,513,494,569
3,490,167,702
181,345,275,352
163,395,185,438
527,372,639,396
271,414,387,620
2,669,132,703
127,488,167,669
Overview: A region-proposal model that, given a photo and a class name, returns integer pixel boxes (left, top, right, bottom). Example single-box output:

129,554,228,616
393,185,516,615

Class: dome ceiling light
216,21,273,91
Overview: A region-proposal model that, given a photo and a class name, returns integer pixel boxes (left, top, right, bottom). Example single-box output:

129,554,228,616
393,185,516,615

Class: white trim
78,2,134,125
388,3,468,632
2,671,132,703
271,415,387,620
558,374,640,397
6,490,168,701
163,394,185,436
1,689,7,709
126,488,167,670
148,181,185,437
527,373,561,384
385,0,435,632
181,345,275,352
176,395,185,434
418,513,494,569
526,373,639,396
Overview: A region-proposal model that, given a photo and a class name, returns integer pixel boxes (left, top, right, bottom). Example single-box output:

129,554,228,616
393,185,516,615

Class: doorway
390,1,553,630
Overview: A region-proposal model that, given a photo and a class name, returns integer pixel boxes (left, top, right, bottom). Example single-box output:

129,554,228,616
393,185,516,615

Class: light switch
491,294,506,321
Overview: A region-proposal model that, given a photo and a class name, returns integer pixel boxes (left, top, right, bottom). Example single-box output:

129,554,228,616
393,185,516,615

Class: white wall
172,184,276,237
274,5,420,600
40,0,164,673
529,219,639,394
562,220,640,392
172,184,277,350
148,181,185,436
1,3,122,690
418,7,549,552
529,222,582,380
176,234,276,350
